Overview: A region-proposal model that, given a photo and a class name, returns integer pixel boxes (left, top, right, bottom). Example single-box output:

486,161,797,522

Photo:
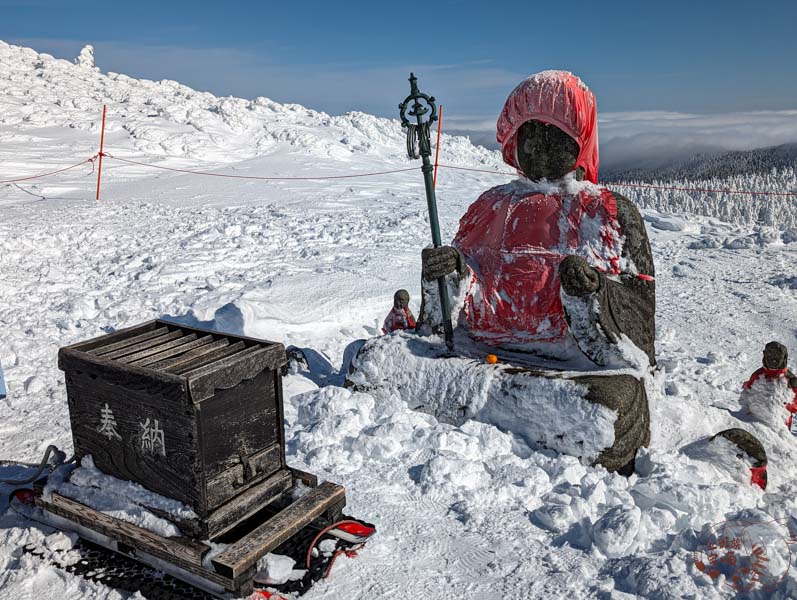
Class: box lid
59,320,286,402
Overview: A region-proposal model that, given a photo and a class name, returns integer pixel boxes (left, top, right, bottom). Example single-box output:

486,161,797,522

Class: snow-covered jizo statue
382,289,417,334
741,341,797,431
350,71,655,473
703,429,768,490
418,71,655,365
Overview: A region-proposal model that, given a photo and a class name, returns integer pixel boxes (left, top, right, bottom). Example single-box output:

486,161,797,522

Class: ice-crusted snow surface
3,40,797,598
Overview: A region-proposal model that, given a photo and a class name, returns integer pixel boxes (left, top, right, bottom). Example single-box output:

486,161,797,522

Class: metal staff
399,73,454,350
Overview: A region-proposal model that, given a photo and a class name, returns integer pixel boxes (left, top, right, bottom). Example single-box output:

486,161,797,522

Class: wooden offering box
59,319,291,539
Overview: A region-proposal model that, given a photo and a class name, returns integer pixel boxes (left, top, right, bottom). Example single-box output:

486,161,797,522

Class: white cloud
599,110,797,170
444,111,797,168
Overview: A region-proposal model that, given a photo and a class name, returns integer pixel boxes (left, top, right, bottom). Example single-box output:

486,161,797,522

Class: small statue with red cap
382,289,416,334
741,341,797,432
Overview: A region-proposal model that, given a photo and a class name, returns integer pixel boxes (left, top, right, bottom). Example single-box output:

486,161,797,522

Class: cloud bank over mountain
447,110,797,170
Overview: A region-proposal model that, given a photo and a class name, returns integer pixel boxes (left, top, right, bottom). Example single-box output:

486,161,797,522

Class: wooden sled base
30,468,347,598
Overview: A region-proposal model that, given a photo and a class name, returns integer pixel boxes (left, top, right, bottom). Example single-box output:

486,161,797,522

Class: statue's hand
559,255,601,297
422,246,464,281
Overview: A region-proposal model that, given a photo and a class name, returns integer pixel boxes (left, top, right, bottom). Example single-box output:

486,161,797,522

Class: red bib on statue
454,184,623,348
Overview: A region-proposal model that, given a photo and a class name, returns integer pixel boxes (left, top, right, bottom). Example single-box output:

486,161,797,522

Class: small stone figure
382,290,417,334
712,429,768,490
741,341,797,430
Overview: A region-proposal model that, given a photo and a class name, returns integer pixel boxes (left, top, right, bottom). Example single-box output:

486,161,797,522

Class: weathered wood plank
45,493,209,565
205,468,293,540
154,319,277,351
88,327,169,356
188,345,286,403
100,330,185,360
36,493,248,591
275,371,287,470
211,482,346,579
182,345,261,380
167,341,245,375
152,339,232,372
118,333,199,364
198,371,280,479
128,335,215,367
59,348,186,400
87,327,171,356
71,321,158,354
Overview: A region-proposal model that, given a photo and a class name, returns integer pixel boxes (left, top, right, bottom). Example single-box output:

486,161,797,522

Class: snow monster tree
349,71,655,474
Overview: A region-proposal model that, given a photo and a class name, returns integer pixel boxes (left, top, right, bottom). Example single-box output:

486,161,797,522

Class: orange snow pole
433,104,443,188
95,104,106,201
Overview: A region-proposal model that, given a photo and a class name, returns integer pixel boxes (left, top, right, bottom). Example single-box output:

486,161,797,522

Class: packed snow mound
684,435,761,485
0,39,501,166
348,332,619,462
284,378,797,594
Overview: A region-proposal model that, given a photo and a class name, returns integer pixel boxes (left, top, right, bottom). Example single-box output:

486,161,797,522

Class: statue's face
516,120,580,181
394,290,410,309
763,342,788,369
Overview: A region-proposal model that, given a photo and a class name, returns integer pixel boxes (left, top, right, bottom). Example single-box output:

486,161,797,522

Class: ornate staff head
399,73,437,159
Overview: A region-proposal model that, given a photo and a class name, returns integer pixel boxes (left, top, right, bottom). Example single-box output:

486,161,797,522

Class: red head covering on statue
496,70,599,183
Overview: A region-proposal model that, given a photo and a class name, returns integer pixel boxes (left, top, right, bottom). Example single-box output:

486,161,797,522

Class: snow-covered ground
3,40,797,599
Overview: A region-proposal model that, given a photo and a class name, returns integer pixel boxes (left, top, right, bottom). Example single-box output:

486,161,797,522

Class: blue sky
3,0,797,155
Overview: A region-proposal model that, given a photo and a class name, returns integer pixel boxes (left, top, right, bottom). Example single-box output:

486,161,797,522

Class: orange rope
3,150,797,199
0,156,97,184
104,153,419,181
95,105,107,201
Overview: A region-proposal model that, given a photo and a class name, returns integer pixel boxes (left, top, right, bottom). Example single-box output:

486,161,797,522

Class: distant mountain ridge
0,40,500,169
603,143,797,182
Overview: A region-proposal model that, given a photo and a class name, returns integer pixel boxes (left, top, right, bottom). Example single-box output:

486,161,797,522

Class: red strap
750,466,767,490
595,267,654,282
743,368,764,390
254,591,288,600
744,367,790,389
12,489,36,506
763,367,788,378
